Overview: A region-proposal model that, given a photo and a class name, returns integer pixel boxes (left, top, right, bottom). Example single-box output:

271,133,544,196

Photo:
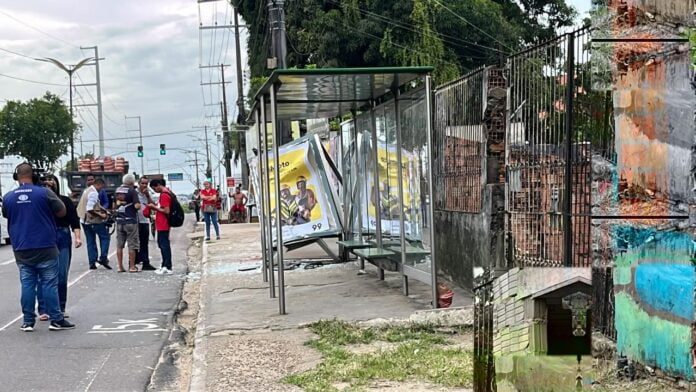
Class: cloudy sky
0,0,247,194
0,0,590,195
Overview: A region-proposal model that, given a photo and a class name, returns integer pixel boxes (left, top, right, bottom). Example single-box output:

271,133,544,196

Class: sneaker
163,268,173,275
205,237,211,241
98,260,112,270
154,267,165,275
216,237,220,240
20,323,34,332
89,264,97,270
142,264,157,271
49,319,75,331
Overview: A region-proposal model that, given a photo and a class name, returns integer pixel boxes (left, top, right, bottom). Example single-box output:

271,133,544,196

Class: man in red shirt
143,179,173,275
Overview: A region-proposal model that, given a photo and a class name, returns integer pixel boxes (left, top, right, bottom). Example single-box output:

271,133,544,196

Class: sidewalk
186,223,473,392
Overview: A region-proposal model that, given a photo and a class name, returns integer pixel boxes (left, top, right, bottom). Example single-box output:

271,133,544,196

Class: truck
63,156,130,206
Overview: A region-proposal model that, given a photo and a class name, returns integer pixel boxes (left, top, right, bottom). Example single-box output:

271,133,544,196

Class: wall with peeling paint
605,0,696,381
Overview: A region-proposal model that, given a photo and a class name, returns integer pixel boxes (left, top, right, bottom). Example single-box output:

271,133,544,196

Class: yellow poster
266,139,330,240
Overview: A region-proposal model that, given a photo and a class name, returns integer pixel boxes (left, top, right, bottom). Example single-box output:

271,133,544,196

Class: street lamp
36,56,95,167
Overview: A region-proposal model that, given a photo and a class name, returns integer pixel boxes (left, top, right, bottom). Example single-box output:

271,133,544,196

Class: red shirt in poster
201,188,218,209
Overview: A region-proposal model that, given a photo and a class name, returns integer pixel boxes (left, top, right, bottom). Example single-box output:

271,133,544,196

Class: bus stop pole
255,109,268,283
270,84,286,315
393,87,408,296
369,100,384,280
260,97,276,298
425,75,438,309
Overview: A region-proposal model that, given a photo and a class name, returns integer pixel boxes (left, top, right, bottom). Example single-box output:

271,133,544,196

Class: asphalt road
0,216,193,392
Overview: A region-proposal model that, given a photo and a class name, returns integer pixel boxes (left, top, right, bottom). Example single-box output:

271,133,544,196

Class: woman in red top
200,181,220,241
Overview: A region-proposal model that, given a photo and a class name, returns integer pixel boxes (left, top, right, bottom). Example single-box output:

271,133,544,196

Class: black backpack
167,192,185,228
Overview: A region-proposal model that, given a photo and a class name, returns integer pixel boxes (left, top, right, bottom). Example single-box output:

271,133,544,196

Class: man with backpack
143,178,184,275
114,174,141,273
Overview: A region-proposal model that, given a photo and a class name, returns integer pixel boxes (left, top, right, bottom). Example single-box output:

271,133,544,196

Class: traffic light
159,144,166,155
137,145,143,157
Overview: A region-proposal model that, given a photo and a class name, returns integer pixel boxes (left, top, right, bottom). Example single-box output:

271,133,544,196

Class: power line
0,9,80,50
80,127,218,143
0,72,64,86
0,46,36,60
431,0,514,52
74,72,122,130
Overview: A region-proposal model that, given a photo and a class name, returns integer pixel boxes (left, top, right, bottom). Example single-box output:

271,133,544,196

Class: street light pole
37,56,95,167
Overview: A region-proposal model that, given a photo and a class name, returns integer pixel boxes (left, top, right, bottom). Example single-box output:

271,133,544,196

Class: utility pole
267,0,292,145
80,46,105,156
192,126,213,182
220,65,231,178
125,115,143,175
233,2,249,189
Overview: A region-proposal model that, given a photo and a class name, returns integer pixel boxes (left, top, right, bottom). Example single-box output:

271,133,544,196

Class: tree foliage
0,92,77,168
239,0,577,92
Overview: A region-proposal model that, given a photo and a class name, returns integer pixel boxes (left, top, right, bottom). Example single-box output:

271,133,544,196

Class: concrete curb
188,238,209,392
356,306,474,329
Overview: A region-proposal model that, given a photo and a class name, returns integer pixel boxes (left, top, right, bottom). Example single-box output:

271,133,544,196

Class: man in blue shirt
2,163,75,331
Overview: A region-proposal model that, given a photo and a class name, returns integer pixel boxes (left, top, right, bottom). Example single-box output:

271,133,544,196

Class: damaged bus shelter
249,67,439,315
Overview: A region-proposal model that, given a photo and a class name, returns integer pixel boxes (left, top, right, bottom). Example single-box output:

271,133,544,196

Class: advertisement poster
265,138,340,244
360,141,422,239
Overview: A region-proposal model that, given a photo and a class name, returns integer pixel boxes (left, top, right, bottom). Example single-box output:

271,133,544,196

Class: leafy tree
0,92,77,168
239,0,577,95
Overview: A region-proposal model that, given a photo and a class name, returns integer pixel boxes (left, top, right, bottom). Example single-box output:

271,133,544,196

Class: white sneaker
154,268,165,275
163,268,173,275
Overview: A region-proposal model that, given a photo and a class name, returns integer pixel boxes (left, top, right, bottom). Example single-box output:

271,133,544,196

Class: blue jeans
18,257,63,324
157,231,172,270
83,223,110,265
204,212,219,239
38,228,72,313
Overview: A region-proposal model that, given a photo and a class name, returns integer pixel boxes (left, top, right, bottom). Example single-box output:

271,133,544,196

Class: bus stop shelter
249,67,438,315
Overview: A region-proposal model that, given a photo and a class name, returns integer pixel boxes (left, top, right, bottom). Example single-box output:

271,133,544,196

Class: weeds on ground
283,320,473,392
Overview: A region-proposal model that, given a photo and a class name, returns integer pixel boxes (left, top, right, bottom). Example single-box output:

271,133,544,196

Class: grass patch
283,320,473,392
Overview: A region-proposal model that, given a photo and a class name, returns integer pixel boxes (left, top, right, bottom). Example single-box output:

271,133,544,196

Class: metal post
194,151,201,189
424,75,438,308
255,109,269,283
270,85,286,315
69,71,75,165
94,46,104,157
393,88,409,296
221,65,232,178
137,117,143,174
564,34,575,268
352,111,362,242
369,100,384,280
261,98,276,298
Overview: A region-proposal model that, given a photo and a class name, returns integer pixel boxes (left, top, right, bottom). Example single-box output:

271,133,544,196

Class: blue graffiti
635,263,695,321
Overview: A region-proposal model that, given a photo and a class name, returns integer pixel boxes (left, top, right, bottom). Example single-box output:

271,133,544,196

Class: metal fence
433,67,487,213
505,27,593,268
592,266,617,340
473,274,496,392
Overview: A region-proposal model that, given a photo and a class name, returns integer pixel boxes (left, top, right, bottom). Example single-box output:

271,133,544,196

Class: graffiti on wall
613,226,695,379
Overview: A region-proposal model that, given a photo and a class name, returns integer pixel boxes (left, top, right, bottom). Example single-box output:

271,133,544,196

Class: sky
0,0,248,195
0,0,590,196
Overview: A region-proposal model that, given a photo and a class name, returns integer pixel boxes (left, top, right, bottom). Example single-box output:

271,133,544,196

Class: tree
0,92,77,168
239,0,577,96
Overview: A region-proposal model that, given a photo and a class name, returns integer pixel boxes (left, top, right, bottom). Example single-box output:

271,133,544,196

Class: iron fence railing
434,67,487,213
505,27,593,268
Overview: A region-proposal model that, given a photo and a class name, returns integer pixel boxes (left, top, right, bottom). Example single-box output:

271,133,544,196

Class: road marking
0,250,117,332
89,318,167,334
1,259,14,266
84,350,112,392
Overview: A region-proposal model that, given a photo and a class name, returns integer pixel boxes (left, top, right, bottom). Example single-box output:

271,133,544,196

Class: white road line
0,250,117,332
84,350,112,392
1,259,15,266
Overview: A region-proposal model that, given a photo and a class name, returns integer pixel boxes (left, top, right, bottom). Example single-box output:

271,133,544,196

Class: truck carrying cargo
64,156,130,205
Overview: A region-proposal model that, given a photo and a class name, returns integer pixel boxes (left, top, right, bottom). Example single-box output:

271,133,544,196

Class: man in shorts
230,186,247,222
114,174,141,273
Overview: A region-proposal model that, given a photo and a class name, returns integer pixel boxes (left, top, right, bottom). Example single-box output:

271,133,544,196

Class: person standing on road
37,175,82,321
85,174,110,210
77,178,112,270
144,179,173,275
136,176,156,271
192,189,201,222
2,163,75,331
200,181,220,241
114,174,141,273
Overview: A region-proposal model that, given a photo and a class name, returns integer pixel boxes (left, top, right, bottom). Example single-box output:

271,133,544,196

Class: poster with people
360,141,421,239
265,137,340,244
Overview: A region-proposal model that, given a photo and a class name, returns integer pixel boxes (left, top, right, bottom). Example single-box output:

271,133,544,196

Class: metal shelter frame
249,67,438,315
